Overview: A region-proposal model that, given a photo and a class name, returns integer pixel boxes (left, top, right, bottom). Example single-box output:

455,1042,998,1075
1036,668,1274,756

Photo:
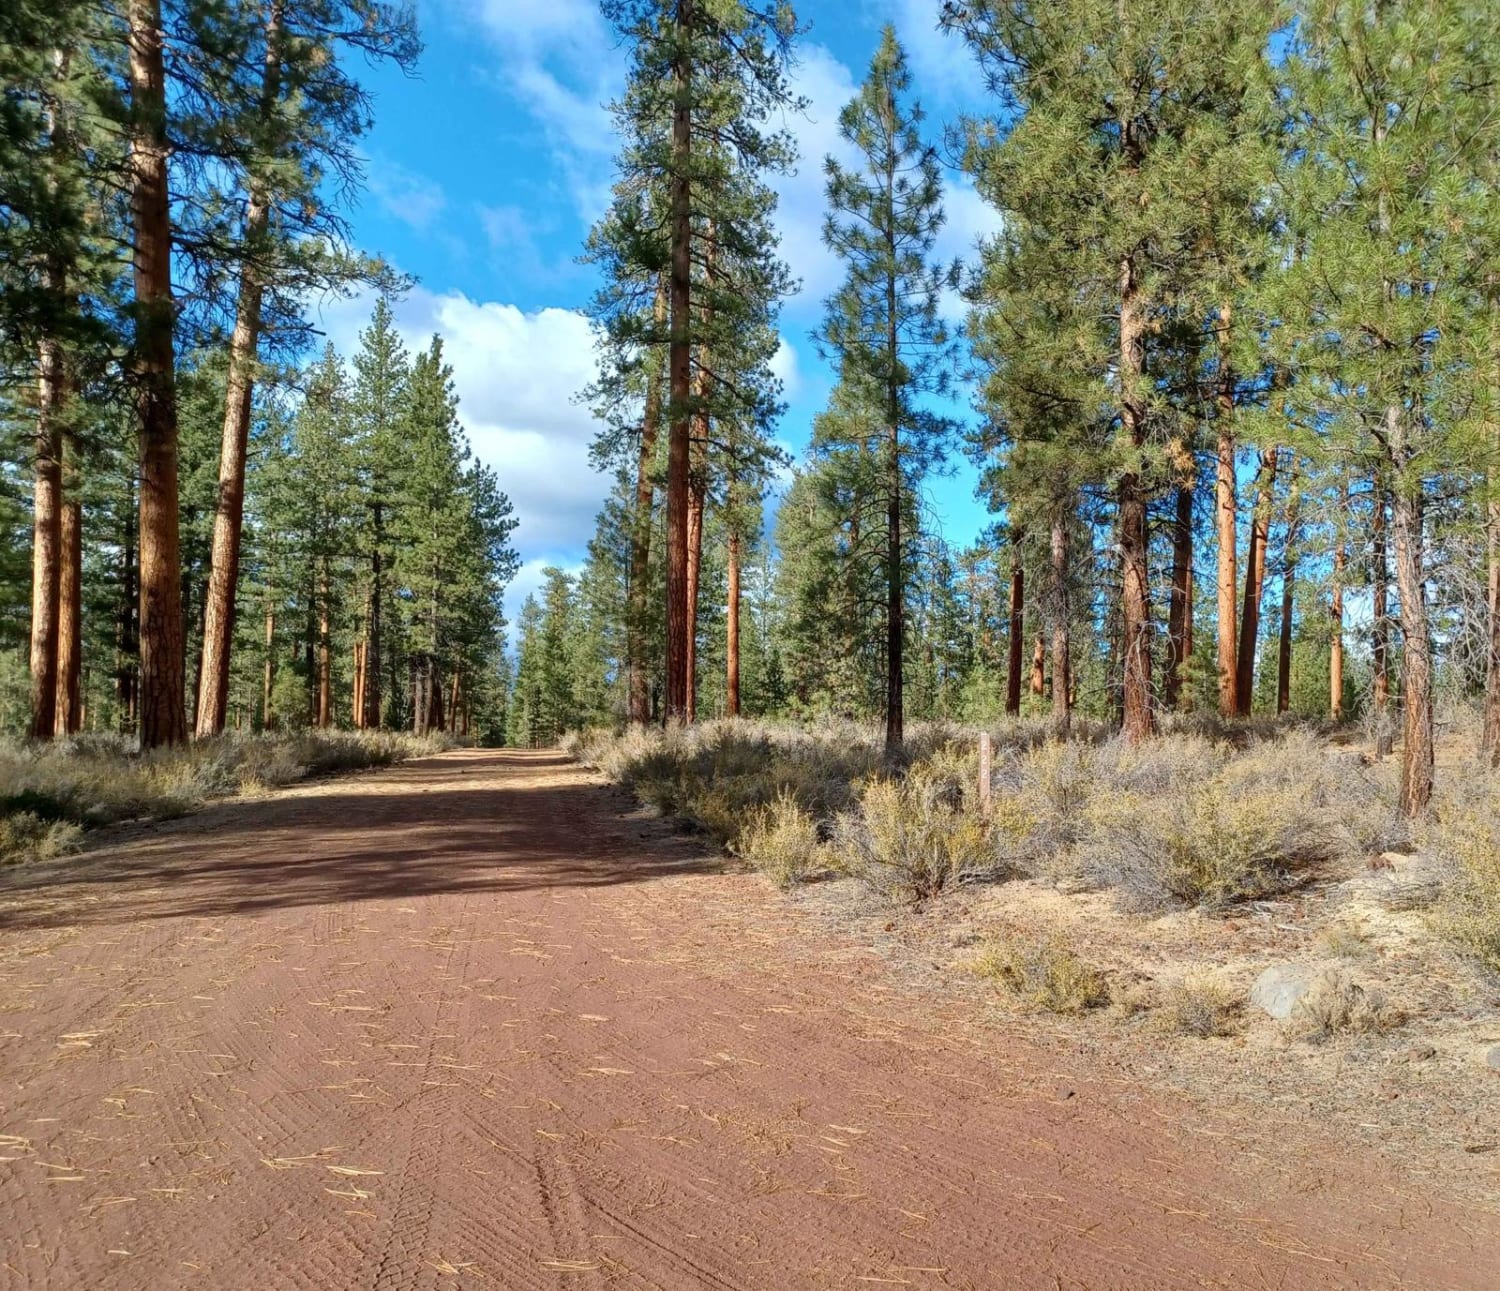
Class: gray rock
1249,964,1316,1020
1486,1045,1500,1071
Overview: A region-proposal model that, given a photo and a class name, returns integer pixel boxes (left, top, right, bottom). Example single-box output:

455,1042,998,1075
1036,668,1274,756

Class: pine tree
815,27,954,754
196,0,419,737
1269,0,1498,813
598,0,799,722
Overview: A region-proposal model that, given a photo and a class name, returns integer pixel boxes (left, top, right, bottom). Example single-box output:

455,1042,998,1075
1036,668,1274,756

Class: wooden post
978,732,992,814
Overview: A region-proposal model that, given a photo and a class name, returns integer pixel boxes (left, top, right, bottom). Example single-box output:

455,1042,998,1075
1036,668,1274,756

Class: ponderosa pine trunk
116,478,139,732
663,0,693,724
726,529,741,718
1214,305,1238,718
1030,633,1046,697
684,224,715,725
129,0,187,748
628,284,666,725
1372,484,1393,757
316,561,331,729
1164,482,1193,709
1483,442,1500,764
685,473,703,722
1276,474,1300,716
196,1,283,738
55,436,82,735
1390,470,1433,816
262,597,275,730
1117,243,1154,742
1005,546,1024,717
1330,486,1346,721
1234,448,1277,716
1050,513,1071,737
30,337,64,740
32,53,73,742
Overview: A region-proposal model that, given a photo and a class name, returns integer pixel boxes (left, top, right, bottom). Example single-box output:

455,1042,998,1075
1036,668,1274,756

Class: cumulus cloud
461,0,625,221
313,285,611,623
365,156,448,230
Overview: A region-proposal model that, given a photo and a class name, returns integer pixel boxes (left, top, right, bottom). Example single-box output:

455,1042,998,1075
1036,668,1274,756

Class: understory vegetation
0,730,446,866
570,716,1500,983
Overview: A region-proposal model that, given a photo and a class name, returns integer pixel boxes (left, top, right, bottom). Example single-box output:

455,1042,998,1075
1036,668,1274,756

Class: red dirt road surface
1,749,1496,1290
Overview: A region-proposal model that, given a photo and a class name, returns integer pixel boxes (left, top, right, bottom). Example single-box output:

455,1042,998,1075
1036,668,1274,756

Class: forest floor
1,748,1497,1290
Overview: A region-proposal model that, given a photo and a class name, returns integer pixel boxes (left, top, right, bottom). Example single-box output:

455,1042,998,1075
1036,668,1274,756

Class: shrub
970,931,1109,1014
832,765,997,904
0,811,83,866
1081,761,1341,912
1427,782,1500,974
1156,976,1244,1038
1289,969,1396,1043
738,790,823,889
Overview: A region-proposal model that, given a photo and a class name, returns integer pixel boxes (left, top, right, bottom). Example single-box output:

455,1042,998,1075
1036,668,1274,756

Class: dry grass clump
1077,733,1361,912
1288,969,1398,1043
832,758,998,904
1425,773,1500,974
1155,976,1244,1038
574,721,1386,915
0,811,83,866
736,790,824,889
969,930,1109,1015
569,720,885,849
0,730,445,864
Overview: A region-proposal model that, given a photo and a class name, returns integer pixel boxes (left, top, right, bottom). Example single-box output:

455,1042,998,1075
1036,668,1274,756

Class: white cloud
366,156,448,230
890,0,989,110
461,0,624,221
771,335,802,398
313,284,611,624
771,43,861,315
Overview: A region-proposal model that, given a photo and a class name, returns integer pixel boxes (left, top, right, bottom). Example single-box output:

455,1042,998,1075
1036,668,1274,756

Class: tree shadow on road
0,749,725,932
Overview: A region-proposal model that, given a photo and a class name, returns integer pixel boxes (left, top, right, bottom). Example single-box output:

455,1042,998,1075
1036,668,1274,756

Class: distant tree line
516,0,1500,823
1,3,519,743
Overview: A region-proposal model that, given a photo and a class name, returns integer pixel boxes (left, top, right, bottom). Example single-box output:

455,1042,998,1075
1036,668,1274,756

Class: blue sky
314,0,1001,622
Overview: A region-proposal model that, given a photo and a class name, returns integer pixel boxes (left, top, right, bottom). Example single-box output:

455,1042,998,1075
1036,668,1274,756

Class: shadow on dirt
0,749,724,932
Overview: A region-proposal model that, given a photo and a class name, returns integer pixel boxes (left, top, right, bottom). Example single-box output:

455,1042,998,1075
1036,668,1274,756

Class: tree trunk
116,479,139,733
1390,476,1432,816
1117,246,1154,742
1029,633,1046,696
1234,448,1277,716
1050,512,1071,737
685,456,704,724
1372,484,1393,757
316,560,332,728
196,2,283,738
366,513,383,729
1165,482,1193,710
1330,486,1346,722
29,338,64,740
55,437,82,736
1005,546,1024,717
663,0,694,724
1214,305,1238,718
1484,447,1500,763
726,529,741,717
262,598,275,730
1276,473,1301,716
352,640,365,728
129,0,187,748
628,283,666,725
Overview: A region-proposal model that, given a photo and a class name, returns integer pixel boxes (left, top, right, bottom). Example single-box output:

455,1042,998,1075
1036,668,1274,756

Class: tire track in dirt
1,748,1497,1290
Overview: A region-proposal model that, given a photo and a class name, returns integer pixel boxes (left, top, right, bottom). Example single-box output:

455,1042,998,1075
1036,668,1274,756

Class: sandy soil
1,748,1496,1290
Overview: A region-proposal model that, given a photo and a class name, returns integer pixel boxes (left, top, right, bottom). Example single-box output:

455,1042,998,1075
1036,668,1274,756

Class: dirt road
1,750,1495,1290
